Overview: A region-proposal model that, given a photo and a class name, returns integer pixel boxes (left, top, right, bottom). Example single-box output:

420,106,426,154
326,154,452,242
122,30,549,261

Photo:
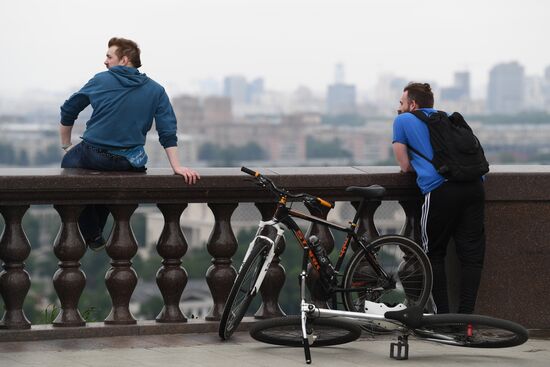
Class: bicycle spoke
343,236,432,313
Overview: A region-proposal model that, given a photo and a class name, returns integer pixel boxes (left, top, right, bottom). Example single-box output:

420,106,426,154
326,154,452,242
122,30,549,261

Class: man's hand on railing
173,166,200,185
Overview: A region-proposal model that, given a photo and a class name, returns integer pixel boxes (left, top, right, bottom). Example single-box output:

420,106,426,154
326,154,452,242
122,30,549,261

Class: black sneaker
87,235,106,252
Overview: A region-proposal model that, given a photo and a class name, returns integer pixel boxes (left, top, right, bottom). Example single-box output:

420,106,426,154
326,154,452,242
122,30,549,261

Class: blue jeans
61,141,145,242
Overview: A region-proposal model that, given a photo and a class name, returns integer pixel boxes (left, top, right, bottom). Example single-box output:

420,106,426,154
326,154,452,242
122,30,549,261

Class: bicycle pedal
389,336,409,360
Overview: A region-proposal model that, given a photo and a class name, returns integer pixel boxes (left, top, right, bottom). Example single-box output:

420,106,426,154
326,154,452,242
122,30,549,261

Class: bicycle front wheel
219,238,270,340
342,235,432,313
250,315,362,347
414,314,528,348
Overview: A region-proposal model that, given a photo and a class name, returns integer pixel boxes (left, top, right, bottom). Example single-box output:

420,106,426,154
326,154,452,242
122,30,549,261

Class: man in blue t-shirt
392,82,485,314
59,37,200,251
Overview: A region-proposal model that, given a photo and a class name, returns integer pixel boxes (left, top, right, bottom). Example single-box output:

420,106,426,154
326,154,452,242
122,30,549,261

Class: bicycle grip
316,197,334,209
241,166,259,177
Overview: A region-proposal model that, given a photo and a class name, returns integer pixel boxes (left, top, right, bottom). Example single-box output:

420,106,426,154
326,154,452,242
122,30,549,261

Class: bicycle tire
219,238,270,340
414,313,528,348
342,235,432,316
250,315,362,347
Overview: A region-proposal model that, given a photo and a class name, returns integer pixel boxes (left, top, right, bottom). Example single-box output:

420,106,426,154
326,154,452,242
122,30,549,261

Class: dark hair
403,82,434,108
108,37,142,68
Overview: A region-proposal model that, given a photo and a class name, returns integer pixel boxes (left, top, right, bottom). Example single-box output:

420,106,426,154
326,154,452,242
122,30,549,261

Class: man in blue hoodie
60,37,200,251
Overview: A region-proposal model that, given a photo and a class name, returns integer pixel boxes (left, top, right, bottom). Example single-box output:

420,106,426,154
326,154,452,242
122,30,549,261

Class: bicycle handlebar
241,166,334,209
241,166,259,177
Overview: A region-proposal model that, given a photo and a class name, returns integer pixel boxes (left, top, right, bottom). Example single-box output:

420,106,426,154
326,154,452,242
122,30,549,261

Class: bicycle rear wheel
250,315,361,347
414,314,528,348
219,238,270,340
342,235,433,314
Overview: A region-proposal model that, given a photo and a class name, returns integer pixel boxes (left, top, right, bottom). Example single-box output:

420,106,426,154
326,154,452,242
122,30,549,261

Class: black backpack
406,110,489,181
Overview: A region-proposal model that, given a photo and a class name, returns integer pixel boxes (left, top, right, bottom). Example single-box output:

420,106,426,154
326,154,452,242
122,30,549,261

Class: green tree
17,150,30,166
198,142,221,161
137,296,164,319
199,142,268,166
133,254,161,282
321,114,366,126
34,144,62,166
306,137,352,159
0,142,16,164
466,112,550,124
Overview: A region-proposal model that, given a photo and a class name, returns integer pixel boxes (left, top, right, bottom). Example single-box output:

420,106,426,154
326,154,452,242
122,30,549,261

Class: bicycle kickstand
390,334,409,360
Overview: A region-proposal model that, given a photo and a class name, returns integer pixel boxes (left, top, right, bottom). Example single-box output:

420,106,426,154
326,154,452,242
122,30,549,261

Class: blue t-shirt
392,108,446,194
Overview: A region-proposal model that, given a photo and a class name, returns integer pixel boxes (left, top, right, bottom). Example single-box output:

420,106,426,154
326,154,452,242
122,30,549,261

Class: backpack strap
409,110,431,123
403,110,438,164
405,142,432,164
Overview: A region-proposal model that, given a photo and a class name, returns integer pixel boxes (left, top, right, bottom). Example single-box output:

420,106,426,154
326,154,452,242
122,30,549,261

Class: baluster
52,205,87,327
351,200,381,250
254,202,286,319
205,203,238,321
155,203,188,323
398,199,423,243
305,203,335,254
305,202,335,306
0,205,31,329
104,204,138,325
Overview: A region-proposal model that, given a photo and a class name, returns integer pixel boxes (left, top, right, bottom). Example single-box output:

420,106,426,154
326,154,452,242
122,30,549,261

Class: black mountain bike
219,167,433,340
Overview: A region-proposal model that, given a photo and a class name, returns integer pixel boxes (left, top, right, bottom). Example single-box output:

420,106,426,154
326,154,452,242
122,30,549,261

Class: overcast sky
1,0,548,97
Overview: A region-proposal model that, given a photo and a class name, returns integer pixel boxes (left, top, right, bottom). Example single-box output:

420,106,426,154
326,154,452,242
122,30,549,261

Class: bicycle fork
242,221,284,297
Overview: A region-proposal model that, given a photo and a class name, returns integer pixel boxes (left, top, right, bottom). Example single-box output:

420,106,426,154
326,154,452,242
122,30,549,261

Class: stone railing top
0,165,549,205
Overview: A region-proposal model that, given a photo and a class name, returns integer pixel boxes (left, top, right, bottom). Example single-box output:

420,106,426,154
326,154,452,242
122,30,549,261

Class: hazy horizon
1,0,548,98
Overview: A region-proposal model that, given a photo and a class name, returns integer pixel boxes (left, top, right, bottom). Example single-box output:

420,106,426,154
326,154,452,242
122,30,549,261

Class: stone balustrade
0,165,549,338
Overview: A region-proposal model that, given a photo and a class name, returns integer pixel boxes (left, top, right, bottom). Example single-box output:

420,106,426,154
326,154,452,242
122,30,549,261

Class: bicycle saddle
384,305,424,329
345,185,386,199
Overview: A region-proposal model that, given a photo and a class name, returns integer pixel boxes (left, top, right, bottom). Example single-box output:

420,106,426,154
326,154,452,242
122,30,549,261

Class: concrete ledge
0,317,256,343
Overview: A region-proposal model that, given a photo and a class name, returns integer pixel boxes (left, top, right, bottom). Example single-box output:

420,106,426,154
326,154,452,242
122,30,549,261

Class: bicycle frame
265,198,392,291
236,188,397,314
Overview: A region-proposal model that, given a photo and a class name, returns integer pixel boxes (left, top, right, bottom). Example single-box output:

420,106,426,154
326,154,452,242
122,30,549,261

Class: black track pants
421,180,486,314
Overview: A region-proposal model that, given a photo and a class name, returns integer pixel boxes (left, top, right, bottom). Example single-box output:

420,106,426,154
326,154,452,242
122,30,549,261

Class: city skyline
1,0,549,98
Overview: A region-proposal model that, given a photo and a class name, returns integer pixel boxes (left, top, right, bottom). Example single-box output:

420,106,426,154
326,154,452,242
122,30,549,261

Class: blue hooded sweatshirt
60,66,177,149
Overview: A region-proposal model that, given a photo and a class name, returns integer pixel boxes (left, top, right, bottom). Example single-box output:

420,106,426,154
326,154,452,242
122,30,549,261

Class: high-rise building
326,84,357,115
454,71,470,99
326,64,356,115
223,75,248,105
247,78,264,103
441,71,470,101
544,65,550,113
487,62,525,114
334,63,345,84
523,76,546,112
223,75,265,106
203,96,232,124
171,95,203,128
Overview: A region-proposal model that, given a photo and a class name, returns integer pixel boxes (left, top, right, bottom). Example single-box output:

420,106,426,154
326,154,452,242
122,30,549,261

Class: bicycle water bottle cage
384,305,424,329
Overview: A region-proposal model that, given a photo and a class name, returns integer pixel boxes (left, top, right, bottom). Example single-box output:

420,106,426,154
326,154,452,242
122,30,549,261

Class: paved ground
0,332,548,367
